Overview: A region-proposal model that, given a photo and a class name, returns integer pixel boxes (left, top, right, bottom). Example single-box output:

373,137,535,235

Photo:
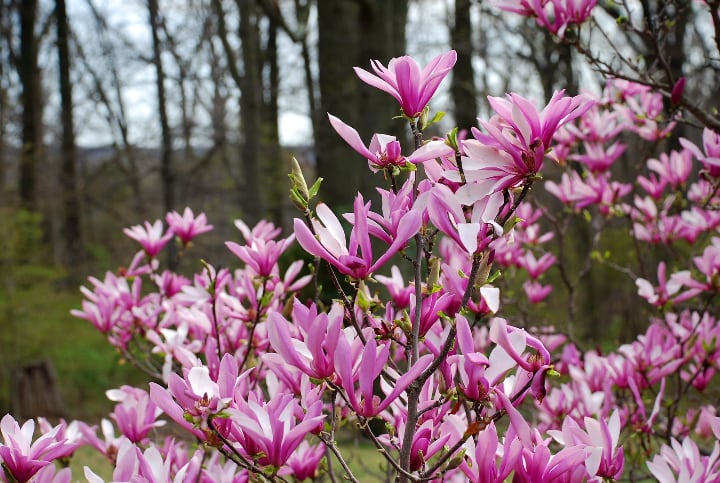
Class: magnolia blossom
680,127,720,176
265,301,344,380
354,50,457,117
294,194,421,279
334,334,433,417
165,207,213,245
467,90,594,191
106,386,166,443
328,114,453,171
0,415,75,483
571,140,626,172
523,280,552,303
227,393,324,470
123,220,173,258
226,232,295,278
647,437,720,482
375,265,414,309
494,0,599,37
149,354,241,439
548,410,625,479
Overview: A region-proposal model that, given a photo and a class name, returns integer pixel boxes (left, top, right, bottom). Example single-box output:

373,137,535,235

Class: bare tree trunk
0,1,8,198
261,2,284,226
148,0,176,267
18,0,41,211
55,0,84,271
316,0,407,207
238,0,264,225
451,0,478,132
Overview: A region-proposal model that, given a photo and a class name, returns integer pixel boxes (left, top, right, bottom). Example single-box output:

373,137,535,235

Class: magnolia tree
2,2,720,481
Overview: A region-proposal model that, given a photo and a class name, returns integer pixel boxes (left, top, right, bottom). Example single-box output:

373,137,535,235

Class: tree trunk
238,0,264,225
18,0,41,211
316,0,407,208
148,0,176,267
261,3,284,226
55,0,84,271
451,0,478,132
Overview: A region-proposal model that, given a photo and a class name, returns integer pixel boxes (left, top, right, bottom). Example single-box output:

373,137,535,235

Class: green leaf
308,177,324,199
503,216,523,233
485,269,502,285
290,188,307,210
446,127,459,151
430,110,446,124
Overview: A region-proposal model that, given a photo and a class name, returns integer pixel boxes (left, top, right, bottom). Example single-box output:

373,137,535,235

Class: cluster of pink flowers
494,0,599,37
2,45,720,483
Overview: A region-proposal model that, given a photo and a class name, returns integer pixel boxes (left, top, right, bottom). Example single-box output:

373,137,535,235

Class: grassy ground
0,264,145,419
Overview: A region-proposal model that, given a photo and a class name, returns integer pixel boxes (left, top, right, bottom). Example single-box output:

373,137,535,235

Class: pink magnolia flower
647,149,693,188
647,437,720,482
468,90,594,190
282,440,325,480
77,419,127,462
294,194,421,279
234,219,282,242
334,334,433,417
165,207,213,245
496,390,588,482
607,79,677,140
486,317,551,386
517,251,556,279
494,0,599,38
225,232,295,278
571,140,626,172
375,266,414,309
546,170,630,213
424,183,483,254
84,439,193,483
265,301,344,380
106,386,166,443
32,465,72,483
123,220,173,258
328,114,453,171
460,420,527,482
523,280,552,303
635,261,700,307
149,354,241,439
227,393,324,469
403,420,454,472
354,50,457,118
637,172,668,199
450,315,491,401
0,415,74,483
548,410,625,479
690,237,720,290
410,290,456,337
680,128,720,177
346,174,418,245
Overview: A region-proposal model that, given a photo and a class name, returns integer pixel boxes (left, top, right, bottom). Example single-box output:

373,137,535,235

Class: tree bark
148,0,176,267
451,0,478,132
238,0,264,225
261,2,284,226
316,0,407,208
55,0,84,270
18,0,41,211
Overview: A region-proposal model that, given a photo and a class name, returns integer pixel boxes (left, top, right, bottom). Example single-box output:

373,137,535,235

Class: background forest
0,0,717,421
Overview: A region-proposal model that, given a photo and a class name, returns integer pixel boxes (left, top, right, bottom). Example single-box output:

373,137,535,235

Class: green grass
0,265,147,419
68,445,114,480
